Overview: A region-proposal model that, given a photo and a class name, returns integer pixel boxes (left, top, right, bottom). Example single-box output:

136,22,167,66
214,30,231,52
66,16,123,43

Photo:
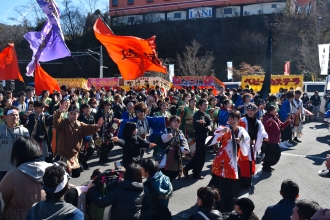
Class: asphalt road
70,119,330,219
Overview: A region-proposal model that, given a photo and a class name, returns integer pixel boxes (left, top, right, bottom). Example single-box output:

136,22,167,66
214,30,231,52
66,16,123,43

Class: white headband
43,163,69,193
6,109,18,115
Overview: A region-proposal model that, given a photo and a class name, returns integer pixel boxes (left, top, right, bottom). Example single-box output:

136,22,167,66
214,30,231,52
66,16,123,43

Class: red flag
0,43,24,82
34,64,60,95
284,61,290,75
93,18,167,80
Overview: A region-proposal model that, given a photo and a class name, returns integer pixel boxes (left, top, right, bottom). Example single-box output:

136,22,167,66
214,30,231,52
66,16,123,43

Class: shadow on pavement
306,150,329,166
172,205,198,219
248,170,272,195
316,135,330,145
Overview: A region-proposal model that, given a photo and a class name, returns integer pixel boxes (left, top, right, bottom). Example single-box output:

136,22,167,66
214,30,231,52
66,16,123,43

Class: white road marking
281,152,325,160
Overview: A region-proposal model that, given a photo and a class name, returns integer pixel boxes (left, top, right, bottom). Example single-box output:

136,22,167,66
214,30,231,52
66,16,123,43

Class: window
128,0,134,4
173,12,181,19
306,85,325,93
271,4,277,8
258,9,263,14
147,0,154,2
224,8,233,15
112,0,118,6
128,17,135,23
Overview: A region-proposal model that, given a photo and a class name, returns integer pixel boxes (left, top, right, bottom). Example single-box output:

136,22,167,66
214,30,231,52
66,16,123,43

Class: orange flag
34,64,60,95
0,43,24,82
93,18,167,80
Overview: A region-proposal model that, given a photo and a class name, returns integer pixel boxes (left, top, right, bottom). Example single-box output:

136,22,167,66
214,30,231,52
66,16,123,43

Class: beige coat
53,111,99,159
0,168,46,220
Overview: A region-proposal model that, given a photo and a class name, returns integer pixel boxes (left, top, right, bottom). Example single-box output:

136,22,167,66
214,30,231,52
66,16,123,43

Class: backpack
145,181,172,220
88,169,124,220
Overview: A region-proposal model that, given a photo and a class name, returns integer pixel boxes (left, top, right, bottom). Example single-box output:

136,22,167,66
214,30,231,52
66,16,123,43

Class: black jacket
89,180,145,220
117,136,151,168
193,110,212,142
310,95,321,106
187,207,223,220
113,103,126,119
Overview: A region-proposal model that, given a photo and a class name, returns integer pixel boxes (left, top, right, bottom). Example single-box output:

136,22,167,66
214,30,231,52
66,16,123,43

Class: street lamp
318,17,322,44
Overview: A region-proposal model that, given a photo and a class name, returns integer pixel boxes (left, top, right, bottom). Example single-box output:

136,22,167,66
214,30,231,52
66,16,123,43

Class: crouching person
26,165,84,220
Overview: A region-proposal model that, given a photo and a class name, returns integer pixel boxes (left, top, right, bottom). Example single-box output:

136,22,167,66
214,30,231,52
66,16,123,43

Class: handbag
155,145,170,164
145,182,172,220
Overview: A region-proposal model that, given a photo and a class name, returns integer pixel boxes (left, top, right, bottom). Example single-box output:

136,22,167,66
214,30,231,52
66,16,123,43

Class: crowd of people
0,84,329,220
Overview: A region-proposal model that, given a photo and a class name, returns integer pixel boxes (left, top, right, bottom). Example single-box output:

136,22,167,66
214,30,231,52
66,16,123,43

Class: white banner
168,64,174,83
319,44,329,75
227,61,233,80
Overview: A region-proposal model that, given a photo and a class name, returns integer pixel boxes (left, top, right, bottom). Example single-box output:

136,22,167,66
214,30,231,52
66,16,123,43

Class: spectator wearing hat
53,103,103,176
310,91,321,120
227,198,259,220
26,165,83,220
26,101,54,162
262,179,299,220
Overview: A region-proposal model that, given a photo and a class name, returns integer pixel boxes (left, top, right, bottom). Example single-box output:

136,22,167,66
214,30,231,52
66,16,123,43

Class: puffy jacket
262,114,290,144
187,207,223,220
89,180,144,220
142,171,173,219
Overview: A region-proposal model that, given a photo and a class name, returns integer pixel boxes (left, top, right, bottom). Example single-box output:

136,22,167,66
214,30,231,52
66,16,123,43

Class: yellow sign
55,78,90,90
241,75,303,93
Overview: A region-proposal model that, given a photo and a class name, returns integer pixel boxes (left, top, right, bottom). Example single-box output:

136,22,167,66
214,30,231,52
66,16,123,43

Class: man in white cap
0,106,29,180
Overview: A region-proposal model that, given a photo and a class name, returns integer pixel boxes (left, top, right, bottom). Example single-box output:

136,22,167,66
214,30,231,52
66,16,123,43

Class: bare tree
61,0,85,44
176,40,215,76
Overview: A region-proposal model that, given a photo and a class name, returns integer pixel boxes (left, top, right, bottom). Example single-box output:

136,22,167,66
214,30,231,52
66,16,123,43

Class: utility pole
100,46,103,78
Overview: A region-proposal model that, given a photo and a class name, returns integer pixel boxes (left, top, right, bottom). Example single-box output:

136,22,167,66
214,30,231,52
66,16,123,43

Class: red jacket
262,114,291,144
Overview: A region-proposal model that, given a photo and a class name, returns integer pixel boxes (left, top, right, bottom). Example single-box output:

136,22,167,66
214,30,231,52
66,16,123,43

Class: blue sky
0,0,105,25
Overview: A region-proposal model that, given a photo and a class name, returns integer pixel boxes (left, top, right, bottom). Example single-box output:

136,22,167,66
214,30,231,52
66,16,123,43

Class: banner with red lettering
284,61,290,75
241,75,303,93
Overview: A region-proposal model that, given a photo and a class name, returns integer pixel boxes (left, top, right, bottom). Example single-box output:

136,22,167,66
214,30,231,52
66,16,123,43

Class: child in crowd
187,186,223,220
111,122,156,169
227,198,259,220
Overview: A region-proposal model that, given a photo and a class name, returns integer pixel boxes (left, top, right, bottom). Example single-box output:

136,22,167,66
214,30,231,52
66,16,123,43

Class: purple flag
24,0,70,76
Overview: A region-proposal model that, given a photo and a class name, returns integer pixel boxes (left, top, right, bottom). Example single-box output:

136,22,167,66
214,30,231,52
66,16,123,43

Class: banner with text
319,44,329,75
88,78,119,89
123,77,172,91
241,75,303,93
55,78,90,90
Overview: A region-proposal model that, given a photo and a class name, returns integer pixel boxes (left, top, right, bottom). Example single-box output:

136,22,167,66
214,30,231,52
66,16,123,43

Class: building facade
110,0,315,25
